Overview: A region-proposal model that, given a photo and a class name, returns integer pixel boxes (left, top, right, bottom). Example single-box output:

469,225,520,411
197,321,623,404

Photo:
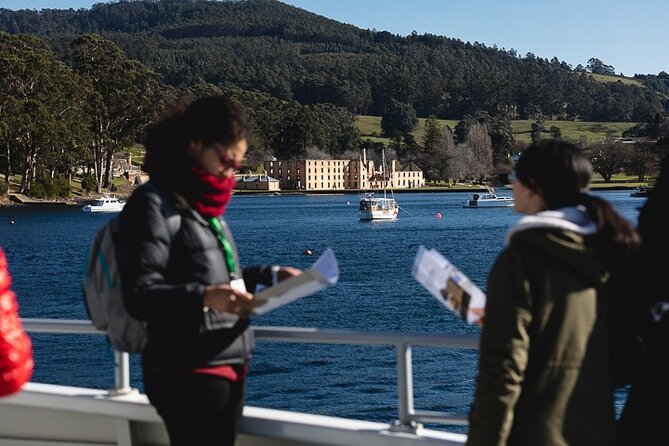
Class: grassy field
356,115,459,144
510,120,636,143
588,73,643,86
356,115,637,145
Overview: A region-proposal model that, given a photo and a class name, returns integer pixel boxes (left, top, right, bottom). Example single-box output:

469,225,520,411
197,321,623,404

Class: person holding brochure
117,95,300,446
466,140,639,446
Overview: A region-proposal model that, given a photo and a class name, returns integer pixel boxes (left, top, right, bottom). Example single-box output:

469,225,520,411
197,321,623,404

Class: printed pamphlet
412,245,485,326
252,248,339,315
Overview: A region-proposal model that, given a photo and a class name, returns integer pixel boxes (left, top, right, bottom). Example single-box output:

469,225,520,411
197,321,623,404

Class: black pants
143,368,245,446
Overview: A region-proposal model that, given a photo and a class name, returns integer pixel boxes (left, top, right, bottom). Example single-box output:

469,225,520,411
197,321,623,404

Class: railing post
390,342,422,434
110,350,137,396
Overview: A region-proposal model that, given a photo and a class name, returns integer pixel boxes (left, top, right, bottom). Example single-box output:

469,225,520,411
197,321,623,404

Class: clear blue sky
2,0,667,76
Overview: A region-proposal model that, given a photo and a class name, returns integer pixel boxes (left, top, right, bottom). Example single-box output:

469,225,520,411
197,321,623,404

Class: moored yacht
82,195,126,213
359,192,399,220
462,186,514,208
359,149,399,220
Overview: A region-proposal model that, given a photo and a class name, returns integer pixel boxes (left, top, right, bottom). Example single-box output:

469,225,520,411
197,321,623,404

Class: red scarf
185,166,235,218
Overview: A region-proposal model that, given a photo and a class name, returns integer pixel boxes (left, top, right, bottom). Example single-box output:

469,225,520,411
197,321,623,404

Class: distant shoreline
0,184,645,207
234,184,642,196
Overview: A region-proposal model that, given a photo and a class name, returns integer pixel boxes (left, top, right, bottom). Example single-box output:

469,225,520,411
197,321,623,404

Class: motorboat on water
462,186,514,208
630,185,652,197
359,192,399,220
82,195,126,213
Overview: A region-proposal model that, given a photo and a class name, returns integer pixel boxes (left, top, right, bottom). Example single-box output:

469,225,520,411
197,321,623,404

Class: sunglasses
209,144,243,171
220,152,243,171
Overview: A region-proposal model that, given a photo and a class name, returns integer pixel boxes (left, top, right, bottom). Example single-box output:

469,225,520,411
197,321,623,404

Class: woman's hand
275,266,302,283
203,284,255,318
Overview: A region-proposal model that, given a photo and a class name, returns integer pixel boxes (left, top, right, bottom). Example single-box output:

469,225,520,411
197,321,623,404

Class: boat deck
0,320,474,445
1,382,466,446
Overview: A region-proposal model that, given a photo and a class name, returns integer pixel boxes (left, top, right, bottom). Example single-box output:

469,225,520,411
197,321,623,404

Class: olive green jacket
467,209,616,446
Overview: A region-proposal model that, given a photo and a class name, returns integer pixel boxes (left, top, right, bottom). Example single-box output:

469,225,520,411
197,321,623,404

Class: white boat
82,195,126,213
359,192,399,220
462,186,514,208
359,149,399,220
630,186,651,197
0,319,471,446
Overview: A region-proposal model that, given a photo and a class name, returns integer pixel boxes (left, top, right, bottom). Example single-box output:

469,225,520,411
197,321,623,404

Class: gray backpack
82,183,180,353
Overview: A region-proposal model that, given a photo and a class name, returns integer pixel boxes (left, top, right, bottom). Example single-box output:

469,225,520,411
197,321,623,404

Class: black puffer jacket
117,183,271,370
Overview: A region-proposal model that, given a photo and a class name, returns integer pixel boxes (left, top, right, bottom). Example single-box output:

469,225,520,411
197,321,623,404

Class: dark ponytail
582,194,640,260
515,139,640,261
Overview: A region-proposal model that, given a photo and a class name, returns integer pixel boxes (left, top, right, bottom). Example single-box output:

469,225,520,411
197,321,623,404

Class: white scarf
505,206,597,245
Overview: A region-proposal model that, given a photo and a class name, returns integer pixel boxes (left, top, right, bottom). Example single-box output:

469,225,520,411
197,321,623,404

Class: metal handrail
22,318,478,431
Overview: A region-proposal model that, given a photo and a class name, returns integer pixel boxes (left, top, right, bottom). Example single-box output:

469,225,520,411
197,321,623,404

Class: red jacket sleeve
0,248,33,397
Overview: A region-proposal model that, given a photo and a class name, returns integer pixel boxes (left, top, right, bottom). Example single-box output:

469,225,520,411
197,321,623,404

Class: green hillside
356,115,637,144
0,0,662,122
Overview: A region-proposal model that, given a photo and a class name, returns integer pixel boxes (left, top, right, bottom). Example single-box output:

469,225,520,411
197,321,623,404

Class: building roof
236,175,279,183
401,162,423,172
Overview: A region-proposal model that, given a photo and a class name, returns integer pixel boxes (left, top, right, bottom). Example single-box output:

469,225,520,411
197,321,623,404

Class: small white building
235,174,280,191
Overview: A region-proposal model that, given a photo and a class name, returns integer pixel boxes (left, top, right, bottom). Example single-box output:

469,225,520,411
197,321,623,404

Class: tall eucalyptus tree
0,32,90,194
68,34,170,192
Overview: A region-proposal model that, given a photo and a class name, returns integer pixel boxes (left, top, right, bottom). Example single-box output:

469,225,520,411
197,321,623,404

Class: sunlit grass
588,73,642,86
357,115,637,145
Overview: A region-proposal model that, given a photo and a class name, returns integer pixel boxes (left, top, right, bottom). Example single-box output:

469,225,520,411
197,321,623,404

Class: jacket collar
506,206,597,245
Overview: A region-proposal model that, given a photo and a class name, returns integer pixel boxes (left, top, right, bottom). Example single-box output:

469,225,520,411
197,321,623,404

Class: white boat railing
22,318,479,433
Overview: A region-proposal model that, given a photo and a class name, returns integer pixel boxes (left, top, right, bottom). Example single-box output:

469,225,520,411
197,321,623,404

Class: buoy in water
346,201,350,205
435,213,442,219
9,220,15,224
303,249,313,255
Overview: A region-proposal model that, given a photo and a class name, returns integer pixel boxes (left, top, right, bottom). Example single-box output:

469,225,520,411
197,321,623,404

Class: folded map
253,247,339,315
412,246,485,326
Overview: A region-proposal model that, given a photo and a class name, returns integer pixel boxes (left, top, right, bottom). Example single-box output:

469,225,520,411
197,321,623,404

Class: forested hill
0,0,666,122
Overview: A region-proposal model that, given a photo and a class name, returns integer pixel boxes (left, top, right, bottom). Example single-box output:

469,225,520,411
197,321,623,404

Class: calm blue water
0,190,644,432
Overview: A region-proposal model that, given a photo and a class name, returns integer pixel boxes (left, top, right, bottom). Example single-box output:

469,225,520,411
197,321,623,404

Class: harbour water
0,190,644,432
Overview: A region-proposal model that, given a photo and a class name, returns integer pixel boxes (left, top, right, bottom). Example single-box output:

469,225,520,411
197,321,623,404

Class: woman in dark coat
617,154,669,445
466,140,640,446
117,95,298,446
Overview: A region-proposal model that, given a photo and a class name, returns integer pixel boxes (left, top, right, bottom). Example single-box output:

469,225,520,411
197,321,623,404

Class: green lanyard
206,217,237,279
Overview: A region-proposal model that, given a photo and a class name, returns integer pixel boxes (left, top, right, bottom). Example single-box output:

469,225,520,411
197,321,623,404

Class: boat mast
382,148,387,199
